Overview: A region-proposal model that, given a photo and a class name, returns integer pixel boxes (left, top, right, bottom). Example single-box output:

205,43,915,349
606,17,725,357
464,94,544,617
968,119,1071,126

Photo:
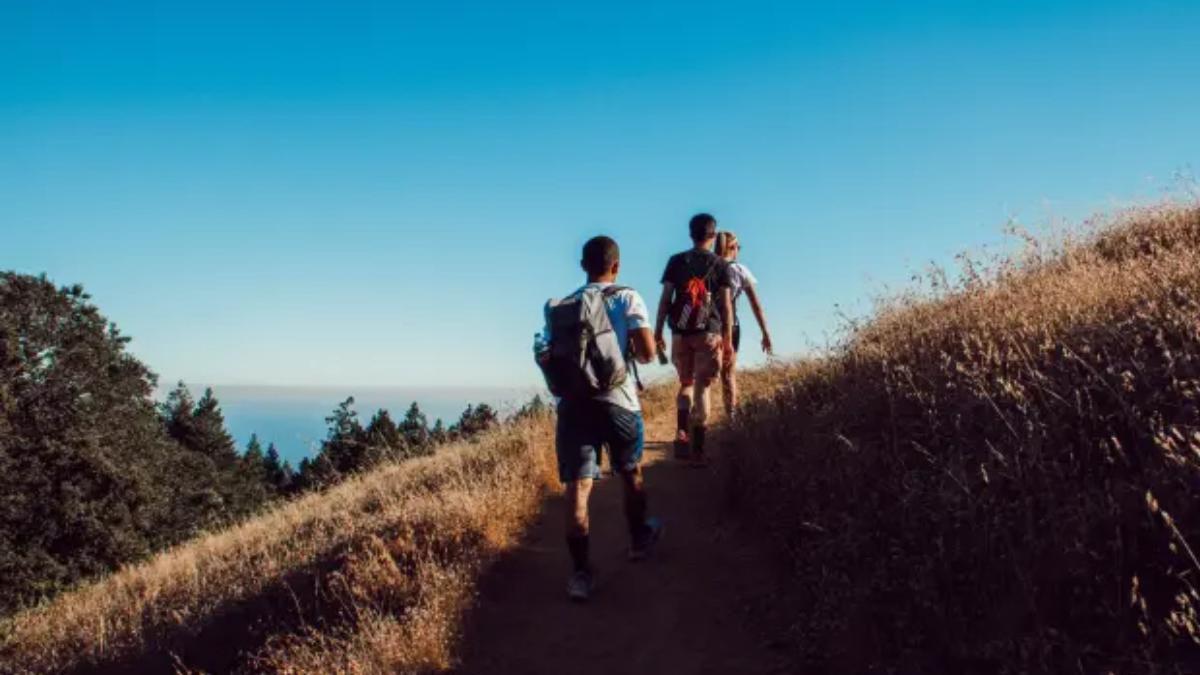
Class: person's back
536,235,662,603
654,213,734,463
661,247,730,337
727,260,754,308
542,282,641,408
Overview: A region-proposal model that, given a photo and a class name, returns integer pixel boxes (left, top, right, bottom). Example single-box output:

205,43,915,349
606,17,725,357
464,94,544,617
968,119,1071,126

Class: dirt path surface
451,415,795,675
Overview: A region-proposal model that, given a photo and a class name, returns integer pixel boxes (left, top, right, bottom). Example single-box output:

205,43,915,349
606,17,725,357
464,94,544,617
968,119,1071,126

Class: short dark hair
689,213,717,242
581,236,620,277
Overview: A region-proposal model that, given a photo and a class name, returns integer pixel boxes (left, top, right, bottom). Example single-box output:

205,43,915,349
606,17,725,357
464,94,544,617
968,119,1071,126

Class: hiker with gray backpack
534,235,664,602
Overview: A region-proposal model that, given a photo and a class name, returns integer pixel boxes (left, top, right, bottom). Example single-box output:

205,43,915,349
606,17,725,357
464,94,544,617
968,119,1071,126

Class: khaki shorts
672,333,723,386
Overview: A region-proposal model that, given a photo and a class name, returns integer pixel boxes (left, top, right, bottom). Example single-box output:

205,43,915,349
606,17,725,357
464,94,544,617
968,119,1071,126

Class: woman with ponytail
714,230,773,417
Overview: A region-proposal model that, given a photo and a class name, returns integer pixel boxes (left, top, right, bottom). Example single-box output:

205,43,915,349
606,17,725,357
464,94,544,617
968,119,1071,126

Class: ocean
178,385,542,465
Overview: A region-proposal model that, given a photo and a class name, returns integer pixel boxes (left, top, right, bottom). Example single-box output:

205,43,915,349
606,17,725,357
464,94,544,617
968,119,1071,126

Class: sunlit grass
1,417,559,673
720,203,1200,672
8,202,1200,673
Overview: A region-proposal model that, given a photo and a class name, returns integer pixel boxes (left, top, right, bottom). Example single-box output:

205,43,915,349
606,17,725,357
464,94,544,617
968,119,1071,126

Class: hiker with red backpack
534,235,664,602
654,213,735,464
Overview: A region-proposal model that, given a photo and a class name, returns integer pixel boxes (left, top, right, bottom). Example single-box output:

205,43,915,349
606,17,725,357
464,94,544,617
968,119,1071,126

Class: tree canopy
0,272,514,616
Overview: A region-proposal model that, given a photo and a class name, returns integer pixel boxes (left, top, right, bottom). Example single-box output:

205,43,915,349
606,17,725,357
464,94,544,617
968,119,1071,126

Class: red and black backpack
669,255,720,332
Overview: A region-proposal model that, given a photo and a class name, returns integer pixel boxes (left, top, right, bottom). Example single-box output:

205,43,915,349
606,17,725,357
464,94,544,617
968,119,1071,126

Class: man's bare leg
618,467,648,539
690,338,722,463
676,382,694,441
565,478,594,573
619,465,663,560
691,380,714,462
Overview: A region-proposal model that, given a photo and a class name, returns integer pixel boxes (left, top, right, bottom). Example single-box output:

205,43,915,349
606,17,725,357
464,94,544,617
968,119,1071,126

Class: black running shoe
567,568,594,602
629,517,664,561
673,438,691,460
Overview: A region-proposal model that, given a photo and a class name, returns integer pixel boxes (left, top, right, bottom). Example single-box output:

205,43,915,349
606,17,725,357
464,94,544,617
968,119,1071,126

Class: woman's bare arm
744,283,773,354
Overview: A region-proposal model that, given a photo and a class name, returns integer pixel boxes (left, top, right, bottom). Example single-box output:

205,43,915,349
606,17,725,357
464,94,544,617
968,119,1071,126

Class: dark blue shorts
555,399,645,483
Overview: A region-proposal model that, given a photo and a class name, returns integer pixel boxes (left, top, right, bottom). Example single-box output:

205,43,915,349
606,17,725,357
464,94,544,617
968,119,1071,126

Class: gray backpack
540,286,629,399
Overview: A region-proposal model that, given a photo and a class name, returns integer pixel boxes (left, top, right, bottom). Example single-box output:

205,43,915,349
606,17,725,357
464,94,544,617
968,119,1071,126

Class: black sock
693,426,707,456
567,534,590,573
676,408,690,437
626,495,648,541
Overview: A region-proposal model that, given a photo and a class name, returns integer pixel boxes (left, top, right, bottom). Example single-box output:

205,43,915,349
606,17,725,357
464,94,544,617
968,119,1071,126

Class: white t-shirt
543,282,650,412
728,262,758,322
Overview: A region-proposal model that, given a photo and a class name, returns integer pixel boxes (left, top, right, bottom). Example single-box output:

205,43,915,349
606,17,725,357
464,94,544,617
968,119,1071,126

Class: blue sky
3,0,1198,388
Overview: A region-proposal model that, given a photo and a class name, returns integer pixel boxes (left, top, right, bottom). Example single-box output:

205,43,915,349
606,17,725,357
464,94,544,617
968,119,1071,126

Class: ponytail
716,231,738,258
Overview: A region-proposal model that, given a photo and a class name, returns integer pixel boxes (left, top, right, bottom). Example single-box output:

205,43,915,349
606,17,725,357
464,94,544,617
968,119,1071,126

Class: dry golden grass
10,203,1200,674
0,414,559,674
720,203,1200,672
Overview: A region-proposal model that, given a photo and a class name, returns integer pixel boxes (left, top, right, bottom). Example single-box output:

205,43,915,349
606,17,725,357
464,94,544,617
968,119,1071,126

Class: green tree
400,402,431,453
262,442,293,495
322,397,367,473
158,381,230,530
297,452,339,491
511,394,549,422
0,273,222,614
454,403,499,439
366,408,407,462
237,434,270,508
191,388,239,468
242,434,266,477
294,457,313,493
161,382,197,445
279,458,296,492
165,385,263,520
430,418,448,445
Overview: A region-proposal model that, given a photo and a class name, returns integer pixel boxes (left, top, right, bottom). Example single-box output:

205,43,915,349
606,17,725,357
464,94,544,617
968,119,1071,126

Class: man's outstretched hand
761,333,774,355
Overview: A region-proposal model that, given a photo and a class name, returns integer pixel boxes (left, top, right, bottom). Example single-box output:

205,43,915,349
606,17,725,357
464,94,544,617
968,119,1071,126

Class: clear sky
3,1,1198,388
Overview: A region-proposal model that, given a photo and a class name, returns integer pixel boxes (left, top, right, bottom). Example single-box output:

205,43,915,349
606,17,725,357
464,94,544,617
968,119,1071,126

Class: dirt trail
451,414,795,675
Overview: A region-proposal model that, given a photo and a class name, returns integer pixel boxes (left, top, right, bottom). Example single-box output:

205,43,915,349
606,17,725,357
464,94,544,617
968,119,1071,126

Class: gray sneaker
567,569,594,602
629,517,664,561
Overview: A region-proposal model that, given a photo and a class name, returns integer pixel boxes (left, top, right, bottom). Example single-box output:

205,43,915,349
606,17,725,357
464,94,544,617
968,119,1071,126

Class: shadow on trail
450,441,795,675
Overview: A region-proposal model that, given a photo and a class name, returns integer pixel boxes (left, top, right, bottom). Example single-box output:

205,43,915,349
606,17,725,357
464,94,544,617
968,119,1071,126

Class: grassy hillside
8,203,1200,674
720,204,1200,672
0,414,559,674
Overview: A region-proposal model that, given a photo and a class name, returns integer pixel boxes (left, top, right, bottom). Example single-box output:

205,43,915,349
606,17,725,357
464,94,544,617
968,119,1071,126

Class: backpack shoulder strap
700,256,720,284
596,285,645,389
